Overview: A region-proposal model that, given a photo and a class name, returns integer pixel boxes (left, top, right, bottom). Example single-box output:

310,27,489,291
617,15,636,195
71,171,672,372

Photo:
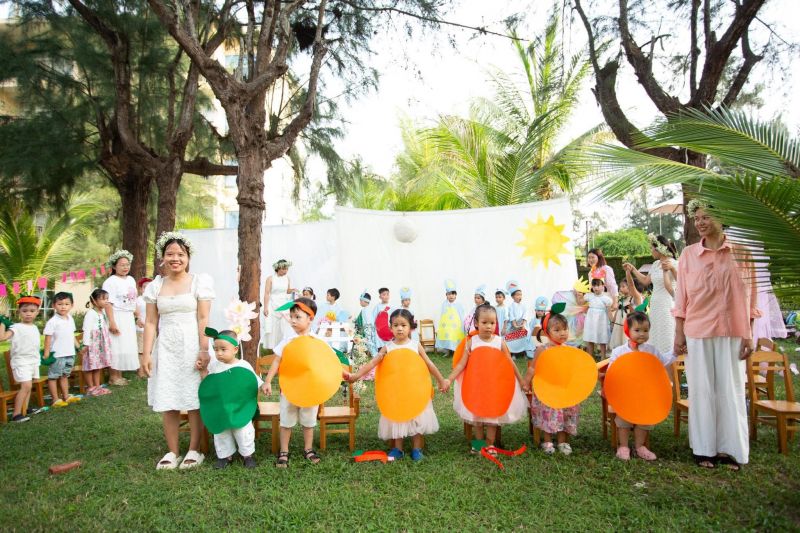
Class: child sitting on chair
264,297,323,468
0,296,43,422
607,311,675,461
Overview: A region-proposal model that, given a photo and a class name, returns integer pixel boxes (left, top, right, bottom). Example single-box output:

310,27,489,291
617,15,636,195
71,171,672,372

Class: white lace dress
263,274,292,349
144,274,215,412
649,259,677,354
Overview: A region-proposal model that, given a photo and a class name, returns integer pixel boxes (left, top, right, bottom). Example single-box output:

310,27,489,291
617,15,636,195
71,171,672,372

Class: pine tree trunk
236,152,266,365
116,169,152,280
153,161,182,275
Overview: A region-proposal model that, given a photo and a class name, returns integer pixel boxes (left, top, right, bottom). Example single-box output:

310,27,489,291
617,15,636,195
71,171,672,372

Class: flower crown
156,231,193,259
687,198,710,217
648,233,672,257
272,259,292,271
107,249,133,268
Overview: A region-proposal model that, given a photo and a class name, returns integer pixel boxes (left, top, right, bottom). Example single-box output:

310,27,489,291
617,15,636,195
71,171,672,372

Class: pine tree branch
183,157,238,176
721,24,762,108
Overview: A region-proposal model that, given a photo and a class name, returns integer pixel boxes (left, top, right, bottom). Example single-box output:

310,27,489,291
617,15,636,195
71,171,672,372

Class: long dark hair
588,248,607,267
87,288,109,309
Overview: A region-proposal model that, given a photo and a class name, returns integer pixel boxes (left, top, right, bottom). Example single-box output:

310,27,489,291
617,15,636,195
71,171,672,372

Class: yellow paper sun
516,215,570,268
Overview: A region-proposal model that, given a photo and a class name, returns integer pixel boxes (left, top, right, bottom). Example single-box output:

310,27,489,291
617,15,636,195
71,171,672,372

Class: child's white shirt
43,314,76,358
83,308,108,336
208,358,264,387
609,342,675,368
135,295,146,332
586,292,612,309
10,323,40,364
272,331,327,359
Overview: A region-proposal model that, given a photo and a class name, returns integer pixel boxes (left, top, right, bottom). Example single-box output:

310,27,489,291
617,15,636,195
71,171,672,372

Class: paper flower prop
155,231,194,258
604,351,672,425
573,277,591,294
462,346,516,418
223,299,258,342
107,249,133,268
375,348,431,422
198,367,259,434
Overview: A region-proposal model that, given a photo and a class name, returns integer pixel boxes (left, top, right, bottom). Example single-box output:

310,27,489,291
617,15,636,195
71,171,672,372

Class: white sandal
179,450,205,470
156,452,182,470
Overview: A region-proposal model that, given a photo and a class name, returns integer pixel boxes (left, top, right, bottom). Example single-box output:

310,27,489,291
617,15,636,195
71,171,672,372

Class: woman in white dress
102,250,140,385
141,232,215,470
623,234,679,354
262,259,295,350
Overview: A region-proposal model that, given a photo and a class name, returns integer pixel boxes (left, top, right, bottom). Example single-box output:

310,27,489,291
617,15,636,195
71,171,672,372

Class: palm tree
0,194,103,296
401,10,599,208
584,107,800,298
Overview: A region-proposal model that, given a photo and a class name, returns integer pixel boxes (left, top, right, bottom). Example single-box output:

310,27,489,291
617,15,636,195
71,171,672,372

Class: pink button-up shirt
672,237,757,339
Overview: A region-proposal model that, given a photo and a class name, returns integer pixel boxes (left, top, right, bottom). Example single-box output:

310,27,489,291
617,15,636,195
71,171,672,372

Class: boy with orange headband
0,296,43,422
263,297,322,468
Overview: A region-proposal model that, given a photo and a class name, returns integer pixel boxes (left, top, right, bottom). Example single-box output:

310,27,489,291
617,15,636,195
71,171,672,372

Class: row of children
205,290,673,468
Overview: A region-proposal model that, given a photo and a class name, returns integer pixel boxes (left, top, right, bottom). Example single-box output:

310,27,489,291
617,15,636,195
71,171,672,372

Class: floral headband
648,233,671,257
156,231,193,259
205,327,239,348
687,198,710,218
272,259,292,271
107,249,133,268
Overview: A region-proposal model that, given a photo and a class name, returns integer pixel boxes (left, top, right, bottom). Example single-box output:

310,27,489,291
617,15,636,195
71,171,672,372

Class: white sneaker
541,442,555,455
557,442,572,455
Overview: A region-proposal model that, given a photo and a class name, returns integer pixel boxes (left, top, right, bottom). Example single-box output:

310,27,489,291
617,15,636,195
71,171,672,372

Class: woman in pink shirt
673,200,758,471
587,248,618,299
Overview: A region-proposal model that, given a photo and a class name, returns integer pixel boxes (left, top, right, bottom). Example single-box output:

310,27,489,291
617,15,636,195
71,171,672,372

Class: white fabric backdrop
185,198,577,328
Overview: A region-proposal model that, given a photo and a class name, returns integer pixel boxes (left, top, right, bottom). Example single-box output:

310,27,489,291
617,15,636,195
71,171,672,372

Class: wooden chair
750,338,777,401
4,351,47,408
0,378,18,424
672,354,689,437
419,319,436,353
253,354,281,453
67,350,88,394
318,364,360,451
746,351,800,454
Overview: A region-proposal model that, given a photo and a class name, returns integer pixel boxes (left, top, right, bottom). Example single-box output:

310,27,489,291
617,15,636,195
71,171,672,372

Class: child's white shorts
11,361,40,382
279,394,319,428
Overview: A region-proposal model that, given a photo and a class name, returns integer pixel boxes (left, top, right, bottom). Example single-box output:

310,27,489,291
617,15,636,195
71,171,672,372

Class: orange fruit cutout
603,351,672,425
279,336,342,408
533,345,597,409
461,346,516,418
375,348,431,422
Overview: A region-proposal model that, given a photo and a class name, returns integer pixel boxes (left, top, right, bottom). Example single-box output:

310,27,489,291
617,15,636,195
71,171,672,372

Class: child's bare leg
617,426,631,448
585,342,595,356
162,410,180,455
391,438,403,450
473,423,484,440
556,431,568,444
542,431,553,443
58,376,69,400
633,427,648,449
13,381,32,417
279,427,292,453
85,371,96,389
48,379,59,404
412,434,423,450
302,426,315,451
599,344,607,358
486,425,497,447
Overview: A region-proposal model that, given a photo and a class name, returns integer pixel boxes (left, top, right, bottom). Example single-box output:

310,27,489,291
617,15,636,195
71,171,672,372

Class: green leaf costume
198,367,258,434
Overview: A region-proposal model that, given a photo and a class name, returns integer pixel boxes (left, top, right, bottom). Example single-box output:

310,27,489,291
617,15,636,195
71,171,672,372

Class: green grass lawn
1,349,800,531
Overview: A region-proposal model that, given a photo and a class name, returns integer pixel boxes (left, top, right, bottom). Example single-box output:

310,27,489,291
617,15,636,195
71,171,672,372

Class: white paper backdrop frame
185,198,577,329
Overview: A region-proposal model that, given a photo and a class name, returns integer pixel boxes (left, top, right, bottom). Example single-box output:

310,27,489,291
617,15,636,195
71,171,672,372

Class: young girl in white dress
141,232,215,470
583,278,613,358
102,250,140,385
346,309,447,462
447,304,529,451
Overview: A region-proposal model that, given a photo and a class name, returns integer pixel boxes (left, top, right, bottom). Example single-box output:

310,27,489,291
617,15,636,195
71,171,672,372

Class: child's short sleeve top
10,323,40,362
609,342,675,368
208,358,264,387
586,293,612,309
102,275,138,312
43,315,76,358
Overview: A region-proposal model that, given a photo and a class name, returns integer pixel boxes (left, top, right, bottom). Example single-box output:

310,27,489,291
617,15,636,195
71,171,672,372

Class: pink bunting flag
100,265,106,275
0,284,6,297
69,272,76,282
61,272,67,283
91,268,97,277
37,277,47,290
12,282,20,295
26,280,33,293
77,270,86,281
